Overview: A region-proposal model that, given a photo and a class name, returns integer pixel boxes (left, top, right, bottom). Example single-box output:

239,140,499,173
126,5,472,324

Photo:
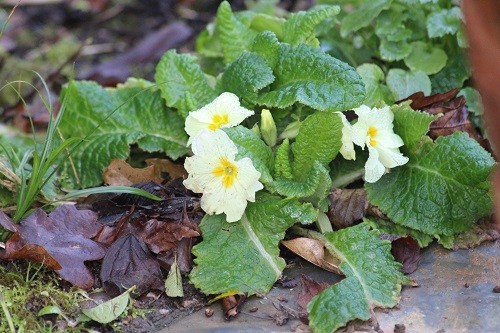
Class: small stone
204,307,214,317
159,309,170,315
464,283,470,288
394,323,406,333
249,306,258,312
277,295,288,302
493,286,500,293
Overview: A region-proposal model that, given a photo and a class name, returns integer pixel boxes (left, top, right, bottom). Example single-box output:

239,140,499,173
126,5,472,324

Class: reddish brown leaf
391,237,421,274
222,294,246,321
100,233,163,296
103,159,163,186
3,206,105,289
281,238,342,275
0,210,17,232
297,274,330,310
405,89,459,110
157,237,196,273
328,188,386,229
146,158,188,181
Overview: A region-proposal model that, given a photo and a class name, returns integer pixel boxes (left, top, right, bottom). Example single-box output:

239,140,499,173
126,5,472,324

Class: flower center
367,126,378,147
212,157,238,188
208,114,230,131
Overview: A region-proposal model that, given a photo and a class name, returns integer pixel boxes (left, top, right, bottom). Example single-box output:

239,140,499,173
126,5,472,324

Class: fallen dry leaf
222,294,246,321
146,158,188,181
3,206,105,289
281,237,342,275
297,274,330,310
103,159,163,186
100,233,164,296
391,237,421,274
446,218,500,250
328,188,386,230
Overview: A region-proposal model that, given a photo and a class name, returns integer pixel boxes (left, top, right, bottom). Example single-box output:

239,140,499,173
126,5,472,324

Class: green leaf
430,51,470,93
165,258,184,297
426,7,462,38
458,87,483,117
366,132,494,236
356,63,393,106
391,102,437,149
366,218,434,247
308,223,407,333
258,44,365,111
404,42,447,75
330,148,367,188
82,288,132,324
190,193,317,295
37,305,62,317
291,112,343,179
216,1,257,63
155,50,217,118
60,81,189,187
250,31,281,69
220,52,275,103
282,5,340,47
340,0,393,36
224,126,274,184
274,139,293,180
386,69,431,100
379,39,412,61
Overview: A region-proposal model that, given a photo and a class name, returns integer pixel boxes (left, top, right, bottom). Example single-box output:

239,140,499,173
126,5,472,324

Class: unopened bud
279,120,302,140
251,123,261,137
260,109,277,147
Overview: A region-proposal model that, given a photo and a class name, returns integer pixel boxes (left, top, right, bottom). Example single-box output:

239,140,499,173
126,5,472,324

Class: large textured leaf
60,81,189,187
224,126,274,184
257,44,365,111
155,50,217,118
308,223,407,333
216,1,257,63
356,63,393,106
365,218,434,248
366,132,494,236
220,52,274,103
282,5,340,47
291,112,343,179
404,41,447,75
189,193,316,295
340,0,393,37
391,102,437,149
386,69,431,100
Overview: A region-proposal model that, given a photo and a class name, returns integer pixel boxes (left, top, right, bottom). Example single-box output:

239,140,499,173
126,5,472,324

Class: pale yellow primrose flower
184,92,254,145
351,105,409,183
336,112,356,161
183,130,263,222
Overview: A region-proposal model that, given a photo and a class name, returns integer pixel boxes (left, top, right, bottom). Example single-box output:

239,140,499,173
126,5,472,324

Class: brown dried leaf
391,237,421,274
104,159,163,186
4,206,105,289
405,89,459,110
0,210,17,232
222,294,246,321
281,238,342,275
297,274,330,310
146,158,188,181
446,218,500,250
100,234,163,296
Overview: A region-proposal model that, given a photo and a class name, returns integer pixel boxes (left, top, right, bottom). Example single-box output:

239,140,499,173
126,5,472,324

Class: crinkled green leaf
365,218,434,248
291,112,343,179
59,81,189,187
379,39,412,61
250,31,281,69
190,193,317,295
224,126,274,184
216,1,257,63
426,7,462,38
274,139,293,180
257,44,365,111
82,288,132,324
282,5,340,47
430,52,470,93
366,132,494,236
220,52,274,103
155,50,217,118
386,69,431,100
249,13,285,39
356,63,393,106
391,102,437,149
308,223,407,333
404,41,447,75
340,0,393,37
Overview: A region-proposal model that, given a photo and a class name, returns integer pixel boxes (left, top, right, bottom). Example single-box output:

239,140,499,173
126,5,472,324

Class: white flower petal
190,130,237,160
377,146,409,168
337,112,356,160
364,144,387,183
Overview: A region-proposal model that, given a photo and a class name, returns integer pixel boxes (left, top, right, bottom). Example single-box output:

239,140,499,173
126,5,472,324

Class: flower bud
260,109,277,147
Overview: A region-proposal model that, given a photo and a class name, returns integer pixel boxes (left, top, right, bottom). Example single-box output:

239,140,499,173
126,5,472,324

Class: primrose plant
53,2,494,332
